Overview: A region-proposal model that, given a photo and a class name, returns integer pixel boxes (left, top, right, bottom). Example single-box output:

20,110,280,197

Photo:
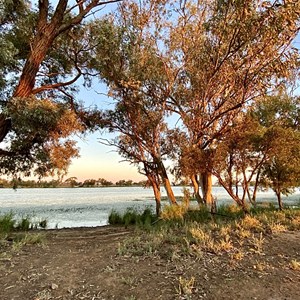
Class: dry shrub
160,204,187,221
241,215,262,231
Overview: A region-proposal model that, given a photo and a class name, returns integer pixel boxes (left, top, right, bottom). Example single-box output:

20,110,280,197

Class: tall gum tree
92,14,178,208
254,94,300,210
211,93,300,211
161,0,300,210
92,0,300,211
0,0,121,177
103,101,165,215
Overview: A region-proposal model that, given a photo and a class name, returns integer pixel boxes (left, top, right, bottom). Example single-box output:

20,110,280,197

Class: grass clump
0,213,16,234
0,213,47,251
11,233,45,252
0,213,48,234
16,217,31,231
160,204,187,222
290,259,300,270
108,210,123,225
176,276,196,297
108,207,157,228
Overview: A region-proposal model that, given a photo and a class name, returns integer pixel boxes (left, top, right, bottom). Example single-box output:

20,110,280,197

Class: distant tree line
0,177,148,188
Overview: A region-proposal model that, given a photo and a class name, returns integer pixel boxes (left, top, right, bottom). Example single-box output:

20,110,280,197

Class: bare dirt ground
0,226,299,300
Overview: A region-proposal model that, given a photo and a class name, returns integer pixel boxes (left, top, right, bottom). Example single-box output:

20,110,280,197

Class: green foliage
115,179,134,186
0,213,47,236
11,233,45,252
253,95,300,206
0,0,110,178
1,97,82,177
108,208,157,228
38,219,48,229
211,93,300,210
16,217,31,231
0,0,299,203
160,204,188,222
0,213,15,234
0,0,30,91
93,0,300,212
160,203,245,225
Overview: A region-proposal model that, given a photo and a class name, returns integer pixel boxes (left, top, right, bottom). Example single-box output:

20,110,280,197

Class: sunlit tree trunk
251,168,261,206
145,168,162,216
151,180,161,216
157,160,177,205
14,0,70,98
190,174,204,206
199,171,216,212
14,33,56,97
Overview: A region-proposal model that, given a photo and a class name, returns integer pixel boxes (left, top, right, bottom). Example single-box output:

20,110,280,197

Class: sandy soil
0,226,299,300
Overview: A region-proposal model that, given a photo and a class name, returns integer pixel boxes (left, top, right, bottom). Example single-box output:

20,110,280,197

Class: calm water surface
0,186,299,228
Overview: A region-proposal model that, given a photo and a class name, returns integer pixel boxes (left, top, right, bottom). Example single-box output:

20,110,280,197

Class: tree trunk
276,190,283,210
13,26,58,98
151,180,161,216
251,168,261,206
190,174,204,206
157,160,177,205
163,176,177,205
217,176,250,213
199,171,215,212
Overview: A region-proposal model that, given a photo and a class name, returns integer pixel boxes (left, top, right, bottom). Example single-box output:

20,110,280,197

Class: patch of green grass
11,232,45,251
0,213,16,234
108,207,157,228
160,204,188,222
108,210,124,225
16,217,31,231
0,213,48,236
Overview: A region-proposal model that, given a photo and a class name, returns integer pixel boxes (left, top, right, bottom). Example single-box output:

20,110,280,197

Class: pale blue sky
66,80,145,182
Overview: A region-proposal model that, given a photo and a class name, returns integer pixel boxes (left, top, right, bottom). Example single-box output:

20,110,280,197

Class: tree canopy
91,0,300,212
0,0,120,178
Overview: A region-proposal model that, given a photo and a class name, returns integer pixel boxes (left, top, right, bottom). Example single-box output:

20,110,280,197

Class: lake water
0,186,299,229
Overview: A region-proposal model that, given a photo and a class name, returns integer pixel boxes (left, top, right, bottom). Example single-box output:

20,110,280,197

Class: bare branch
32,70,82,95
58,0,123,35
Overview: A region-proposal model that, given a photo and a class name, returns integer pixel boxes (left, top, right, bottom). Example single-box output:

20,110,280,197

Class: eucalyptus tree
163,0,300,210
103,99,171,215
253,94,300,210
211,113,268,211
261,127,300,210
211,93,300,211
167,129,205,206
92,15,178,211
93,0,300,212
0,0,120,177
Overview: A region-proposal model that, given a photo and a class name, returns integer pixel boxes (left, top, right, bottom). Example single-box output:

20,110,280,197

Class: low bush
0,213,48,235
0,213,15,234
108,207,157,228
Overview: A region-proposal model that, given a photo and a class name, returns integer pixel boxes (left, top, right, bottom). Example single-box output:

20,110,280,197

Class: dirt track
1,226,300,300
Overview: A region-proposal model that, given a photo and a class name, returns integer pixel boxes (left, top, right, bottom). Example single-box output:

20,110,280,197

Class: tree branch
51,0,68,26
58,0,123,35
32,70,82,94
38,0,49,31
